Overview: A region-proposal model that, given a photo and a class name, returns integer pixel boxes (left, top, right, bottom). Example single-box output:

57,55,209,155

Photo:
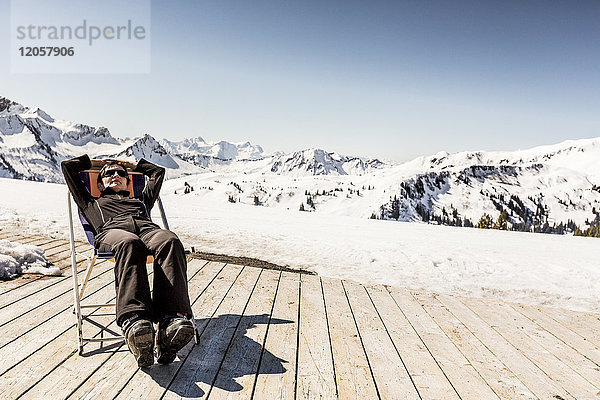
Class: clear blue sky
1,0,599,161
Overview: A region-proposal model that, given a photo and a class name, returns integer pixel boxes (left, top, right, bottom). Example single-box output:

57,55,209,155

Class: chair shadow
146,313,292,397
79,315,124,357
81,340,124,357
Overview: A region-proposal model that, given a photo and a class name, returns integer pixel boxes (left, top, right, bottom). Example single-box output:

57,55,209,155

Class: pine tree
493,212,509,230
476,213,494,229
390,195,400,220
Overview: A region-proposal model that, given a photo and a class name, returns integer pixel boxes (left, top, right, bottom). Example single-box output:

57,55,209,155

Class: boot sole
129,324,155,368
157,323,195,364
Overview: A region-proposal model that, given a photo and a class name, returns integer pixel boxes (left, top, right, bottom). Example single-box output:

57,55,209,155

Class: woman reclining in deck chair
62,154,194,368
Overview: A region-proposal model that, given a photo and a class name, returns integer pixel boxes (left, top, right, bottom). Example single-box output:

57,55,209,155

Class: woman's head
97,161,130,193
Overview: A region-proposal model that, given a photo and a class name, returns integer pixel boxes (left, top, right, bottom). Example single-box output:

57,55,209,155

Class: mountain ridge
1,95,599,234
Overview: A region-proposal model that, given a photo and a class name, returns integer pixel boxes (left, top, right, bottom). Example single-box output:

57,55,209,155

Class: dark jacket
61,154,165,241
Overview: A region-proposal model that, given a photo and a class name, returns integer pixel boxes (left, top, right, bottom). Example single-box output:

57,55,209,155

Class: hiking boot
123,317,155,368
156,316,195,364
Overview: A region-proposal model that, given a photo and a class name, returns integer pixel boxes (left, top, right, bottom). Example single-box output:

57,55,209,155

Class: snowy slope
412,137,600,180
1,176,599,313
377,139,600,229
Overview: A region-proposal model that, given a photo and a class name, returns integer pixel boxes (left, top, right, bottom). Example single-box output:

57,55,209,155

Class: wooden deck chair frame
66,168,199,355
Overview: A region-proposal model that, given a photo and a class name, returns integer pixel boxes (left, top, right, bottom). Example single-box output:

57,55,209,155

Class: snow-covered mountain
2,95,599,234
0,97,26,116
0,96,385,181
269,148,384,176
163,136,600,233
160,136,265,161
0,97,220,181
374,139,600,231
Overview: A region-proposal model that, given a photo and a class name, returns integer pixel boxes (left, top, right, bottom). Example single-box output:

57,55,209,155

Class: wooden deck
1,230,600,399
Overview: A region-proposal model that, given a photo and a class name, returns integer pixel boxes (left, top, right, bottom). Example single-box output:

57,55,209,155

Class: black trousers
96,227,193,325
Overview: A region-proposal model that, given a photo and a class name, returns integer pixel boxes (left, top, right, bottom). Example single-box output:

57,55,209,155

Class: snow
4,95,598,233
160,137,265,161
0,177,598,313
420,137,600,181
1,128,37,148
0,239,59,279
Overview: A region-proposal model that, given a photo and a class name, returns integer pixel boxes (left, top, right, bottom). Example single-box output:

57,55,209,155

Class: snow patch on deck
0,239,60,279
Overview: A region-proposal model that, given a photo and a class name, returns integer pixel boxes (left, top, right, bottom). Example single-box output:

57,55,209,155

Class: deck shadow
148,313,291,397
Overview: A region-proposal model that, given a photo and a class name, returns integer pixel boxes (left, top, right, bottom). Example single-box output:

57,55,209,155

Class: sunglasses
102,169,128,178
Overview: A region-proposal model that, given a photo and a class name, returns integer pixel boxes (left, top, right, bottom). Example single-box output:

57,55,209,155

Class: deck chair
66,167,198,355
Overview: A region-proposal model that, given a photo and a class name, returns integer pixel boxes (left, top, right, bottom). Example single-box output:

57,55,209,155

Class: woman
62,154,194,368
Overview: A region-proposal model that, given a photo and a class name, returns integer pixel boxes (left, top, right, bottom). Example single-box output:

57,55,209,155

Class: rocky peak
0,97,27,116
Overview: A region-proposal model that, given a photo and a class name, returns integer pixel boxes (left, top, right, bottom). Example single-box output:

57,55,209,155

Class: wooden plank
114,263,243,400
0,233,27,241
19,261,205,400
64,261,219,400
0,231,14,239
162,266,262,399
0,258,113,328
252,271,300,400
11,236,49,244
46,242,92,275
42,241,79,257
4,236,44,246
467,297,600,396
0,259,133,367
539,306,600,348
48,242,93,274
0,277,121,398
411,291,536,399
209,269,282,399
1,237,62,252
464,297,599,399
0,253,88,310
365,285,460,399
16,265,178,399
436,294,574,399
387,287,500,399
0,261,116,375
16,306,126,400
509,302,600,370
295,274,337,400
0,236,64,251
321,277,379,400
0,260,147,382
343,280,419,399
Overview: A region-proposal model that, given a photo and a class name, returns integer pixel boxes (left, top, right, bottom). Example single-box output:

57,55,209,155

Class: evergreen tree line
574,225,600,238
373,192,598,236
